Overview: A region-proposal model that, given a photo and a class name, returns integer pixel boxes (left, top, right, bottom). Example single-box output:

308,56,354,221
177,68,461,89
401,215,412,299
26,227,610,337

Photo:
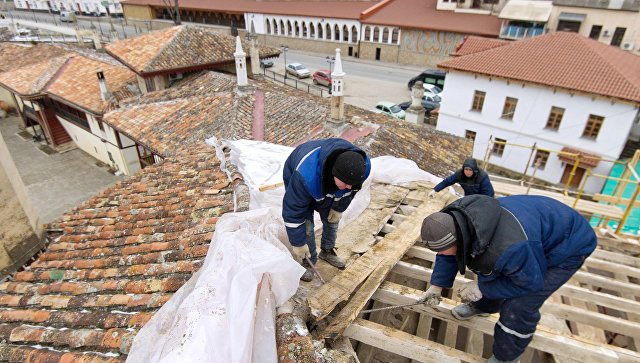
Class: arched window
265,19,271,34
294,21,299,36
364,26,371,41
382,28,389,43
273,19,278,34
325,23,331,40
287,20,292,36
310,22,315,38
334,24,340,41
342,25,349,42
392,28,399,44
351,25,358,43
302,22,307,37
318,22,323,39
280,20,285,35
373,26,380,42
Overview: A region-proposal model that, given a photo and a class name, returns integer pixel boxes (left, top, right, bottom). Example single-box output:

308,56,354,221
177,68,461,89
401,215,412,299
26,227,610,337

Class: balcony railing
501,25,545,39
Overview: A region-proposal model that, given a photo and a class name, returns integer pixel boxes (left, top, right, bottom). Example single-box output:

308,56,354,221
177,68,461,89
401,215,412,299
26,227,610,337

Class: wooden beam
373,282,640,363
391,261,640,338
591,249,640,269
583,257,640,280
344,318,484,363
593,194,640,208
597,236,640,255
307,203,436,321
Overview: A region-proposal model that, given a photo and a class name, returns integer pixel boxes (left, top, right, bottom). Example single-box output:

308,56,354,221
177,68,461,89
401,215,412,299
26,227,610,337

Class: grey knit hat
420,212,458,252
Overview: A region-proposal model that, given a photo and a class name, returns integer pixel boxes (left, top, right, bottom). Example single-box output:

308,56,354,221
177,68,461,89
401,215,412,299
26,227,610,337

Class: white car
423,83,443,95
286,63,311,78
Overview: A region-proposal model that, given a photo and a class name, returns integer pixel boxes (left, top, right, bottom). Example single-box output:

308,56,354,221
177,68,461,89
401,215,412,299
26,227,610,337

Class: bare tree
161,0,181,25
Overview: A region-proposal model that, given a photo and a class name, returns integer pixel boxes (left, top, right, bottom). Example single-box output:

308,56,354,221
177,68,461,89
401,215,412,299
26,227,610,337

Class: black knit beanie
420,212,458,252
332,151,366,186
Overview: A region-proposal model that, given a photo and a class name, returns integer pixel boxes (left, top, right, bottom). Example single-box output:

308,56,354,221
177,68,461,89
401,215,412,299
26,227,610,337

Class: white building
437,32,640,193
13,0,122,16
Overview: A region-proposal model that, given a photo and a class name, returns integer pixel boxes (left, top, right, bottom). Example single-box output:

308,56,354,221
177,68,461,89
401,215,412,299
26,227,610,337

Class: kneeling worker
429,158,494,198
418,195,596,363
282,138,370,281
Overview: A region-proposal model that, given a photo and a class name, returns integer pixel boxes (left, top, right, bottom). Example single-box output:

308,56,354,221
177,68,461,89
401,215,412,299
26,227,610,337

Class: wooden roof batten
307,191,640,362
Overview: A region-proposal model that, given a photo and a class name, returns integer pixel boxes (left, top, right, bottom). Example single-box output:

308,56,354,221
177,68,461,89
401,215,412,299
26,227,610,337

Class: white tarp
126,139,444,363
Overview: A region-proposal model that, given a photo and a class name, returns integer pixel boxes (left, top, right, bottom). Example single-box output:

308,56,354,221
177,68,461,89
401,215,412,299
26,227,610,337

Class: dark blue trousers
472,255,588,361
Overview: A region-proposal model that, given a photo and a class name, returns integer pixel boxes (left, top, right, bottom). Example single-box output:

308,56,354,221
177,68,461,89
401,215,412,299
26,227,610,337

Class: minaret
330,48,345,121
248,22,261,78
234,36,248,87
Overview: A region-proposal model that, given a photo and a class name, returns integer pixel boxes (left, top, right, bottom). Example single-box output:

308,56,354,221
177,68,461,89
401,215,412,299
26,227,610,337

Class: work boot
451,303,489,320
486,355,520,363
300,260,314,282
319,248,346,269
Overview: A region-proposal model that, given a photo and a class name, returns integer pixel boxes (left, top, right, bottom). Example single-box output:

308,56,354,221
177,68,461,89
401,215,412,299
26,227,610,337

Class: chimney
248,22,261,78
96,71,110,101
234,36,248,87
329,48,345,122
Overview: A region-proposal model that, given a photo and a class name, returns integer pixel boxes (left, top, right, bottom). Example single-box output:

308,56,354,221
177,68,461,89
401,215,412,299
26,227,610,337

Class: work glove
291,244,311,263
457,280,483,302
416,285,443,307
327,209,342,224
428,190,437,198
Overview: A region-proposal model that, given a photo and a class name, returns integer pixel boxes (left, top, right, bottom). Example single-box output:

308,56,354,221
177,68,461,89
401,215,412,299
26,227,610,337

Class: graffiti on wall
401,29,465,56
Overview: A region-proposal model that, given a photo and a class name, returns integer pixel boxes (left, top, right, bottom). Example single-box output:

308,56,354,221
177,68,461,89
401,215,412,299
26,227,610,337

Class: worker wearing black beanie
282,138,371,282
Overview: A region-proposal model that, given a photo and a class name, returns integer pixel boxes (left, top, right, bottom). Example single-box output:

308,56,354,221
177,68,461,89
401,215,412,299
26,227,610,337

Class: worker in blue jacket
418,195,596,363
429,158,494,198
283,138,371,281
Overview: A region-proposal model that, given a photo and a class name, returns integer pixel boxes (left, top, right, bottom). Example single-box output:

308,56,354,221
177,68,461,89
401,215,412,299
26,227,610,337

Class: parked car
423,83,442,95
373,101,406,120
59,11,77,22
260,59,274,68
312,69,332,87
398,94,441,114
286,63,311,78
407,69,446,90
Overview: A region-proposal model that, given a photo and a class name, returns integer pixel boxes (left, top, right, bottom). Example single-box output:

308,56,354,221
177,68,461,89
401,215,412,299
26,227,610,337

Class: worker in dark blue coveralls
429,158,494,198
282,138,371,282
418,195,596,363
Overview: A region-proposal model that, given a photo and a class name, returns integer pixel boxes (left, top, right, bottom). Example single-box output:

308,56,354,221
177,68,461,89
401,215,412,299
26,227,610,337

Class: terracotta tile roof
0,43,69,73
360,0,501,36
105,25,280,75
0,143,236,361
451,35,509,56
439,32,640,103
120,0,375,20
46,55,137,115
0,55,71,96
558,146,601,168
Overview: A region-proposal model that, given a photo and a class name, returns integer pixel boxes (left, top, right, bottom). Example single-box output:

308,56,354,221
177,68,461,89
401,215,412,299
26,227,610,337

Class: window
471,90,485,111
492,138,506,156
557,20,580,33
144,77,155,92
589,25,602,39
501,97,518,119
51,99,89,130
582,114,604,139
611,27,626,47
532,150,550,169
545,106,564,130
465,130,477,142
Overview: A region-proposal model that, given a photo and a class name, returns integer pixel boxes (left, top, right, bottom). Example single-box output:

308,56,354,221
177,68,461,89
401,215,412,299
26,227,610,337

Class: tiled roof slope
0,144,234,361
451,35,509,56
439,32,640,103
0,56,71,96
120,0,375,20
0,43,69,73
361,0,501,36
105,25,281,75
46,56,137,115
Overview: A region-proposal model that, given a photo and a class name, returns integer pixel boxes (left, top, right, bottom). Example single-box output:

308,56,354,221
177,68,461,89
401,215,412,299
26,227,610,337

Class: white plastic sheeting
126,139,443,363
126,208,304,363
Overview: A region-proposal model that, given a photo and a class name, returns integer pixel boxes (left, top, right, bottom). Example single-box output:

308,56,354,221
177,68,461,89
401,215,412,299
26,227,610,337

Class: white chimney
96,71,110,101
330,48,345,122
234,36,248,87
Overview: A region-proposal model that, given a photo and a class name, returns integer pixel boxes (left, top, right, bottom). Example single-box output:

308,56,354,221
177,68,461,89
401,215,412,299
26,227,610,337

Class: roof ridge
42,55,75,93
143,25,185,73
360,0,395,20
